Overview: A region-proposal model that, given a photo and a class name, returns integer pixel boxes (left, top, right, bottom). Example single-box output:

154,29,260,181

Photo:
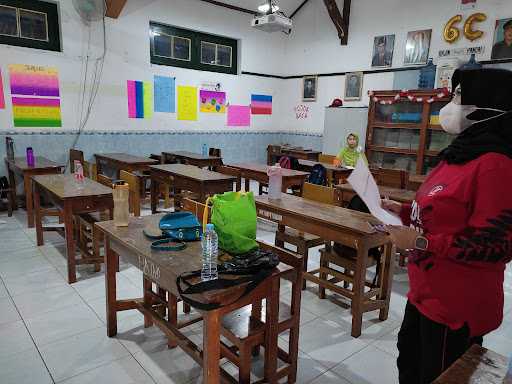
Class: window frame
150,21,238,75
0,0,60,52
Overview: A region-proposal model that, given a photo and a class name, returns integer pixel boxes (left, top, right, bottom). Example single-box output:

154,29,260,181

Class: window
150,21,238,75
0,0,60,52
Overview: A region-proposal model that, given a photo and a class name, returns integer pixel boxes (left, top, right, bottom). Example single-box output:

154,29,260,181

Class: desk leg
203,310,221,383
150,177,158,214
24,175,34,228
264,276,280,383
379,243,395,321
33,184,44,246
351,245,369,338
63,203,77,284
105,238,118,337
7,165,17,210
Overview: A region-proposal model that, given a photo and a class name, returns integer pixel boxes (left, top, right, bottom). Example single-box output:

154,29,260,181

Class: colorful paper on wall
154,75,175,113
227,105,251,127
127,80,152,118
9,64,60,97
200,90,226,113
251,94,272,115
177,86,198,121
0,70,5,109
12,97,61,127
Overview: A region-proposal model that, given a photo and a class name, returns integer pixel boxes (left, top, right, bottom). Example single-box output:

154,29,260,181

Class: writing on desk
258,209,283,222
138,255,161,282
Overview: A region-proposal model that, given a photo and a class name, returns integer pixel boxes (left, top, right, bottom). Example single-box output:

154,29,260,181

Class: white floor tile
309,369,352,384
0,247,44,264
332,345,399,384
0,236,35,252
40,327,130,382
0,347,53,384
25,302,103,346
0,320,35,359
87,296,140,324
0,281,8,298
12,284,84,319
0,255,55,279
58,355,155,384
0,227,31,242
372,326,400,358
3,267,66,296
72,273,142,302
0,297,21,325
294,289,350,317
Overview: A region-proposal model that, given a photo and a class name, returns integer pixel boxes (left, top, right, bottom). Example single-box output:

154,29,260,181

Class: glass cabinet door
369,151,417,173
426,130,455,152
375,102,424,124
429,101,448,127
371,128,420,150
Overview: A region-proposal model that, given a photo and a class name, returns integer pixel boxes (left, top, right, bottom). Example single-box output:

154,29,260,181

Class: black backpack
308,164,327,186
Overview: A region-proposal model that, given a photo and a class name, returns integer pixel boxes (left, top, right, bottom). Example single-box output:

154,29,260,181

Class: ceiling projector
251,13,293,33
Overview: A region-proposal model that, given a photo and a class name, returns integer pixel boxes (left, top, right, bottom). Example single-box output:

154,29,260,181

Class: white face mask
439,101,507,135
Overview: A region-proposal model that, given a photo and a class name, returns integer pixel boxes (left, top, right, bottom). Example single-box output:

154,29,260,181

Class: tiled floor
0,191,511,384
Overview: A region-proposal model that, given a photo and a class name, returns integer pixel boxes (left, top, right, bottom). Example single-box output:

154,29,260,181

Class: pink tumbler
267,164,282,199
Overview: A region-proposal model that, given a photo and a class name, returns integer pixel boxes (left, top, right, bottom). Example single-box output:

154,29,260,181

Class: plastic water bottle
202,144,208,157
267,164,282,199
26,147,35,167
201,223,218,281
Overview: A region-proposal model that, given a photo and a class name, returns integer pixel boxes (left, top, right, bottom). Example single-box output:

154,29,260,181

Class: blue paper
154,75,175,113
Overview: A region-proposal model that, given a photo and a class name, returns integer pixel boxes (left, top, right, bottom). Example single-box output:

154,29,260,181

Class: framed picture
404,29,432,65
371,34,395,68
302,76,317,102
436,58,460,90
491,18,512,60
344,72,363,101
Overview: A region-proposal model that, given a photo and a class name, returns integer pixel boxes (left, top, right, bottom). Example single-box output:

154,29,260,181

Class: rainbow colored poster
251,94,272,115
200,90,226,113
12,97,62,127
127,80,153,118
0,70,5,109
9,64,60,97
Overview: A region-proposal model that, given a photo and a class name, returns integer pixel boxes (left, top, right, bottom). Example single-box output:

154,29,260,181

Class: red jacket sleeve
400,203,412,227
426,167,512,264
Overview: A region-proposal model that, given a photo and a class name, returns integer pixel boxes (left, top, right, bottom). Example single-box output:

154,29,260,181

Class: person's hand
382,198,402,214
333,158,342,167
385,225,420,251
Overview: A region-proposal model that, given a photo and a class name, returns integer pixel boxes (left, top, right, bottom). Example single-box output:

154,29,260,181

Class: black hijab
439,68,512,164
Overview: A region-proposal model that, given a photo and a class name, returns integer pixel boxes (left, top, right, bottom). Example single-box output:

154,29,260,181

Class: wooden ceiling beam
323,0,351,45
105,0,127,19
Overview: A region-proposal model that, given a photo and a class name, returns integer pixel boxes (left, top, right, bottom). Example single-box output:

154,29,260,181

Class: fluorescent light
258,3,279,13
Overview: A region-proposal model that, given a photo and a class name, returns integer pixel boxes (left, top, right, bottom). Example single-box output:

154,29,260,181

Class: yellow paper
177,86,198,121
143,81,153,119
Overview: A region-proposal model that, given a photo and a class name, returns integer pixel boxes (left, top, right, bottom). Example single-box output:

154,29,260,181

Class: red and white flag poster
461,0,476,10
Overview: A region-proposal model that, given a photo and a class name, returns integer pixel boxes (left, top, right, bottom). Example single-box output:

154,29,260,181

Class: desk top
150,164,236,182
409,174,427,184
163,151,222,161
280,147,322,155
255,193,383,236
433,345,510,384
298,159,353,173
336,183,416,204
32,174,112,199
5,156,64,172
95,153,159,166
228,163,309,178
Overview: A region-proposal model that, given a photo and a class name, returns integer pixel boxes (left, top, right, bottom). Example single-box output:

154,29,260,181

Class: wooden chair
0,178,14,217
182,198,303,383
120,170,142,217
69,149,84,173
319,154,336,164
275,183,338,290
371,167,408,189
267,145,282,165
82,161,97,181
216,165,242,191
208,148,221,158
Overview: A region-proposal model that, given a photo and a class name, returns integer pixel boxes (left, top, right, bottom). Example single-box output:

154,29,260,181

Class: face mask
439,101,507,134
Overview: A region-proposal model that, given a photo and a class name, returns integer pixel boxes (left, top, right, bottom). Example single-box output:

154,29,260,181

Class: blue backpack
143,212,202,251
308,164,327,186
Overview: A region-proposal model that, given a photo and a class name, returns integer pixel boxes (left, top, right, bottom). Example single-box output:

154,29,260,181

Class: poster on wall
0,70,5,109
127,80,153,119
251,94,272,115
199,90,226,113
12,97,61,127
491,18,512,60
154,75,175,113
345,72,364,101
371,35,395,68
9,64,60,97
403,29,432,65
177,86,198,121
227,105,250,127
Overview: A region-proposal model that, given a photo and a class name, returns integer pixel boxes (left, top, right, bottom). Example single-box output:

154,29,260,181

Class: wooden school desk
94,153,158,178
162,151,223,169
336,183,417,206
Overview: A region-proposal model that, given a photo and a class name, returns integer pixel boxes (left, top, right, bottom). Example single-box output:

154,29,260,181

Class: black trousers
397,301,483,384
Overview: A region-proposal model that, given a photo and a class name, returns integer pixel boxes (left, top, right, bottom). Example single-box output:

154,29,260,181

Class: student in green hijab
334,133,367,167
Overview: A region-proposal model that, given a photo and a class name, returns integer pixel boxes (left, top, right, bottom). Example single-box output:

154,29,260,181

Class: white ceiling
214,0,304,17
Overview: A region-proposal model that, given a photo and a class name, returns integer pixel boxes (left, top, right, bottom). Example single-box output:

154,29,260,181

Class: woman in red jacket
383,68,512,383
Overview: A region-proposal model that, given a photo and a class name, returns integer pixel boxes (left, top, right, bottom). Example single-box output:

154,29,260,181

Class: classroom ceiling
212,0,304,17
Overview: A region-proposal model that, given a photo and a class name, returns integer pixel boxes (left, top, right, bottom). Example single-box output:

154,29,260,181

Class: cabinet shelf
372,122,422,130
369,146,417,155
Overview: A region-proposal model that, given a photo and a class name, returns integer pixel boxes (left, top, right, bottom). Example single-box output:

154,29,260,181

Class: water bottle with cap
201,223,218,281
202,144,208,157
26,147,35,167
267,164,282,199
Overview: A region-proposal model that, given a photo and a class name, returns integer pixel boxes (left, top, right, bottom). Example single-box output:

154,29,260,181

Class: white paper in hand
347,159,403,225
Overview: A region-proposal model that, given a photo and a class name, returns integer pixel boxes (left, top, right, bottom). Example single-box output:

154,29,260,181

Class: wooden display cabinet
366,89,454,175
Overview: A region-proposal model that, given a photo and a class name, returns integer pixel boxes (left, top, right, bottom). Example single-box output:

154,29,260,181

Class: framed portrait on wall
302,76,317,101
491,18,512,60
404,29,432,65
344,72,363,101
371,34,395,68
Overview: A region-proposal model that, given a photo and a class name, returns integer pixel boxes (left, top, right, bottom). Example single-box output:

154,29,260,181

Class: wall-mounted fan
72,0,106,23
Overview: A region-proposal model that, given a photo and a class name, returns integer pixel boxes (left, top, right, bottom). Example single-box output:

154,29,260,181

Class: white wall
0,0,288,133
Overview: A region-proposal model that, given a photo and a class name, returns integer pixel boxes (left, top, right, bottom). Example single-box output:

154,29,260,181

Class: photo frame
371,34,395,68
344,72,363,101
302,76,317,102
404,29,432,65
491,18,512,60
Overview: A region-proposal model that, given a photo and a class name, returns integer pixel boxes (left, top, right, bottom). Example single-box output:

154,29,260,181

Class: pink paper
227,105,251,127
0,70,5,109
127,80,136,118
